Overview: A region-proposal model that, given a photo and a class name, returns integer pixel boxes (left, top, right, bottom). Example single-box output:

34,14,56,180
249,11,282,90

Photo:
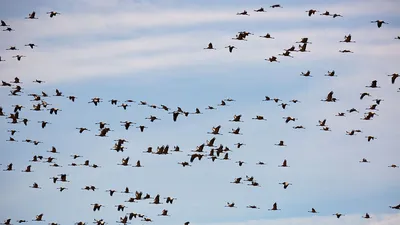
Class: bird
91,203,104,211
3,27,14,32
359,158,370,163
136,125,148,132
362,213,371,219
118,157,131,166
47,11,61,18
150,194,162,204
308,208,319,213
225,202,236,208
234,143,246,148
266,56,279,62
145,115,160,122
33,214,44,221
25,11,38,19
306,9,319,16
237,10,250,16
235,161,245,166
296,38,312,44
229,127,242,135
165,196,176,204
225,45,236,53
260,33,274,39
170,111,180,122
33,79,45,84
178,161,191,167
366,80,380,88
118,103,130,110
360,92,371,100
252,115,267,121
388,73,399,84
89,97,103,105
279,182,292,189
121,121,135,130
340,34,355,43
317,119,327,127
158,209,170,216
321,126,331,131
76,127,90,133
336,112,345,116
278,103,289,109
283,116,297,123
229,115,243,122
371,20,388,28
6,46,18,50
22,165,33,172
12,55,26,61
30,182,41,189
365,136,376,142
322,91,337,102
116,205,127,212
268,202,281,211
204,42,216,50
333,213,345,218
25,43,38,49
285,45,296,52
254,7,266,12
1,20,10,27
133,160,143,168
332,13,343,18
320,11,330,16
300,70,312,77
279,160,289,167
339,49,353,53
278,50,293,58
47,146,60,154
275,140,286,146
347,108,359,113
325,70,336,77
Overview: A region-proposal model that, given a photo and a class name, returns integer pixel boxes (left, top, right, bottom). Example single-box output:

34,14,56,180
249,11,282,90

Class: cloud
1,26,398,85
1,0,399,86
194,213,400,225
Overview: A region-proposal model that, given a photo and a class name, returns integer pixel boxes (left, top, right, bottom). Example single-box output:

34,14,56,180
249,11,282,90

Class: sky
0,0,400,225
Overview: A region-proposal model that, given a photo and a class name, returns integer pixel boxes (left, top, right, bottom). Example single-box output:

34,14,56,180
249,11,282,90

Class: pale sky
0,0,399,225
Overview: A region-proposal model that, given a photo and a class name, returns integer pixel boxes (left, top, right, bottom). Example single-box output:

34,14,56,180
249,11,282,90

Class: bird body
204,42,216,50
371,20,388,28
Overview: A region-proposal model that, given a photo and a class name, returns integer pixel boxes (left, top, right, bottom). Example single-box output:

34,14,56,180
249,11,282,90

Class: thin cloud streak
197,213,400,225
0,26,399,85
3,0,399,40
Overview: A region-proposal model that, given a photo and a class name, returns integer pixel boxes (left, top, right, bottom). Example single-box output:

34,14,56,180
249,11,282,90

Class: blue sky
1,0,400,225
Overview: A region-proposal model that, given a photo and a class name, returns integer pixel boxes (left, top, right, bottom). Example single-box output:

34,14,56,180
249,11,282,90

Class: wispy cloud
196,213,400,225
1,24,399,85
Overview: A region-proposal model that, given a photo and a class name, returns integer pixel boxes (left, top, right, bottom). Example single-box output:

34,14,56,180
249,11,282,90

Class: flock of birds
1,4,400,225
204,7,397,61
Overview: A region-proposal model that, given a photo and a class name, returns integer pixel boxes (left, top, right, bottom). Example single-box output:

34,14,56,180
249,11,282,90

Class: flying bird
371,20,388,28
204,42,216,50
